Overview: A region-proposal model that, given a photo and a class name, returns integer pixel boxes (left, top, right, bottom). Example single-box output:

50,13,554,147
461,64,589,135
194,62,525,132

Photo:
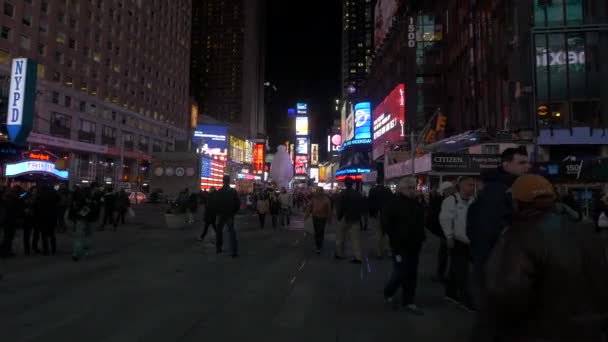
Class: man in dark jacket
214,176,240,257
113,189,130,230
335,177,363,263
486,174,608,341
427,181,456,282
99,187,116,230
382,178,426,315
1,186,23,258
70,184,102,261
198,187,217,242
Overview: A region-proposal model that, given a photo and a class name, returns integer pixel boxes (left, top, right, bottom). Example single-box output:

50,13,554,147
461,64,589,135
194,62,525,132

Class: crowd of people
0,183,133,261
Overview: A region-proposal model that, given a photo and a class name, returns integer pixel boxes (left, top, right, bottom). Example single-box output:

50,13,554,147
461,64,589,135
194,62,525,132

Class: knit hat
437,181,454,196
511,175,556,206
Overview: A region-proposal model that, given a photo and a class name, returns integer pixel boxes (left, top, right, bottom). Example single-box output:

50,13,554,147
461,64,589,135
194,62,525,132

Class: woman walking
256,193,270,230
305,187,332,254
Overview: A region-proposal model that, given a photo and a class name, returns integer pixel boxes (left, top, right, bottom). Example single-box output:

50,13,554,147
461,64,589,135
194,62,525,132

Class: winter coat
440,193,474,244
337,188,363,222
381,193,426,254
214,185,240,217
204,191,217,221
256,199,270,214
486,208,608,341
467,169,516,265
308,194,331,218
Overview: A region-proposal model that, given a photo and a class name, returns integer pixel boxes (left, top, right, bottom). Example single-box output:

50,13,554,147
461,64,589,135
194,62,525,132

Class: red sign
29,152,51,161
253,143,264,173
372,84,406,159
295,155,308,175
336,175,363,181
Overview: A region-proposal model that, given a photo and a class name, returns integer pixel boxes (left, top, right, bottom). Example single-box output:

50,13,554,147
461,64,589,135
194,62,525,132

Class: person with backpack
439,177,476,311
427,181,456,282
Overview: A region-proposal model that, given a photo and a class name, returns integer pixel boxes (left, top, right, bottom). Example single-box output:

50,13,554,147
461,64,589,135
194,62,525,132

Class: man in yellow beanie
484,174,608,341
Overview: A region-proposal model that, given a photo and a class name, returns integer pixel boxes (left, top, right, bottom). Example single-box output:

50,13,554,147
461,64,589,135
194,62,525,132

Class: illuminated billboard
328,134,342,152
345,112,355,141
253,143,265,173
296,137,308,155
297,102,308,114
374,0,399,50
229,135,246,163
200,156,226,190
309,167,319,182
295,155,308,175
311,144,319,165
296,116,308,136
372,84,405,159
193,124,228,156
354,102,372,140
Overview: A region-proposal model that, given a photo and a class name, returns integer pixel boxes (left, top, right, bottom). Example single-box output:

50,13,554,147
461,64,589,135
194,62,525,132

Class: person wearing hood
382,177,426,315
485,174,608,341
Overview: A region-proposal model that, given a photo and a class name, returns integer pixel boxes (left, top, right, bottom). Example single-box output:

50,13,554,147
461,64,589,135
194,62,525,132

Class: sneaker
315,249,321,254
350,259,362,264
384,296,398,311
404,304,424,316
334,254,344,260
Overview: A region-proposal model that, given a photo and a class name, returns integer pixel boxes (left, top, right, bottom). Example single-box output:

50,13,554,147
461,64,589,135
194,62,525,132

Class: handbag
128,207,136,218
598,212,608,228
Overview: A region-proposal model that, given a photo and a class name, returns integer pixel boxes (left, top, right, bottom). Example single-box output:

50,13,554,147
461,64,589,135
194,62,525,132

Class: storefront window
548,33,567,99
535,0,583,26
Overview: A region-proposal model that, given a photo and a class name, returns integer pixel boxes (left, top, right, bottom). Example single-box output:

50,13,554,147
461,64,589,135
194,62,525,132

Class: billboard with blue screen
193,125,228,156
354,102,372,140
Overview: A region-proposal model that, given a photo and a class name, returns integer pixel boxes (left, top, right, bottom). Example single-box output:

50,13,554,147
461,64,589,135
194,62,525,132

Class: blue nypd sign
7,58,37,145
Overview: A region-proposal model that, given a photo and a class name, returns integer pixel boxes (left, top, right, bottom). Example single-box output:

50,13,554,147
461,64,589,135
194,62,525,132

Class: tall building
0,0,192,185
341,0,374,99
190,0,266,139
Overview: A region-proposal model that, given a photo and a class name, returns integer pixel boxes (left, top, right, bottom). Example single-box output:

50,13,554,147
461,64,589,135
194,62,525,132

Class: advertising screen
372,84,405,159
354,102,372,140
193,124,228,156
374,0,399,50
296,137,308,155
229,136,246,163
309,167,319,182
296,116,308,136
295,155,308,175
310,144,319,165
345,112,355,142
253,143,265,173
200,156,226,190
296,102,308,115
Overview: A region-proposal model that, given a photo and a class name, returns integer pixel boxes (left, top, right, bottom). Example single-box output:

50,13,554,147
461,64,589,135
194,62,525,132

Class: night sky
265,1,341,160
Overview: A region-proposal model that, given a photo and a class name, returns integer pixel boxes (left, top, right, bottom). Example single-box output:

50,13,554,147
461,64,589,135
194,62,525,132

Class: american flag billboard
200,155,225,190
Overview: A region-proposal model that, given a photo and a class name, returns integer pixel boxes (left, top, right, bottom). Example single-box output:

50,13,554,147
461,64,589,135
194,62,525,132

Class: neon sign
336,175,363,181
335,168,371,176
28,152,51,161
5,161,69,179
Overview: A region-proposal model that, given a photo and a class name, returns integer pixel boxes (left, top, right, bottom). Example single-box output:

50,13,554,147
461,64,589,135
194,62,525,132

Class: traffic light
122,174,129,182
435,114,447,132
425,128,437,144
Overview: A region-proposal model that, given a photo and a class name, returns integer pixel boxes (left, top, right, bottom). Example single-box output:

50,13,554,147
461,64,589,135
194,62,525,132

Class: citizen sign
433,156,464,163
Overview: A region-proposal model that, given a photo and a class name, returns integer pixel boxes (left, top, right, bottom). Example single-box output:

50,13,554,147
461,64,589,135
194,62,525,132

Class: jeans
312,217,327,250
41,221,57,255
384,244,422,305
446,240,472,305
280,208,290,227
200,218,215,239
1,217,17,256
258,213,266,229
335,220,362,260
73,220,94,258
114,209,126,228
437,237,449,279
216,215,238,256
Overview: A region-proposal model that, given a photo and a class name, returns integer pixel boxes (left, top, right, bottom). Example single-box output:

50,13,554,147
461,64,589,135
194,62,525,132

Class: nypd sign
7,58,37,145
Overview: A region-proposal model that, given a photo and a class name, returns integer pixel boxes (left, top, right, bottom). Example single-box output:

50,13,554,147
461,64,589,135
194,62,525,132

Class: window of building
51,91,60,104
64,96,71,108
52,112,71,128
39,21,48,33
22,12,32,26
69,18,77,29
81,119,96,133
20,35,31,49
57,11,65,24
41,1,49,14
0,49,10,64
1,26,11,40
68,38,77,49
64,75,73,86
38,43,46,55
103,125,116,138
52,71,60,82
55,52,64,64
66,58,74,68
535,0,584,27
56,32,66,44
4,2,14,17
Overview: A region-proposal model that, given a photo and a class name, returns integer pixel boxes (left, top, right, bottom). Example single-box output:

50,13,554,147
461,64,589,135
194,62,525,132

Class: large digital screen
296,137,308,155
309,167,319,182
295,155,308,175
296,116,308,136
354,102,372,140
200,156,225,190
345,112,355,142
5,161,69,179
310,144,319,165
372,84,405,159
193,124,228,156
374,0,399,50
253,143,265,173
296,102,308,115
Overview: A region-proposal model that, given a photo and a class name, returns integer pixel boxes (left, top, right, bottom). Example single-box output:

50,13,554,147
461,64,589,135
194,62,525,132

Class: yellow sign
245,140,254,163
190,104,198,129
319,166,326,181
229,135,246,163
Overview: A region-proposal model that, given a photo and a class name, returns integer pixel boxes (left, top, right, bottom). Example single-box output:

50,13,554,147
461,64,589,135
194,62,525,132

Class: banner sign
7,58,37,145
5,161,69,179
431,153,501,173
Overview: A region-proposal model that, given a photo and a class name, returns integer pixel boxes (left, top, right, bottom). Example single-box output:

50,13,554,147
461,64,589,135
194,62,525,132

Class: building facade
190,0,266,139
341,0,374,99
0,0,191,185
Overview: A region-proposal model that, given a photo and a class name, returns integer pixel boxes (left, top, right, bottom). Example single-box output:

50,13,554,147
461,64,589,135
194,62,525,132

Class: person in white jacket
439,176,476,311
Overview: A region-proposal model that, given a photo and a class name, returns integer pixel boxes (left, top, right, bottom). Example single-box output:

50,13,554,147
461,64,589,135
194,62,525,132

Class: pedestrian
305,186,332,254
467,146,530,341
214,176,241,257
269,191,280,230
335,177,364,264
256,193,269,230
427,181,456,282
56,184,70,233
486,174,608,341
36,185,60,255
382,177,426,315
0,186,23,258
369,182,392,259
70,184,102,261
22,187,38,255
439,177,475,311
187,191,198,224
278,187,291,229
198,186,217,242
99,187,116,230
113,189,130,230
360,193,369,231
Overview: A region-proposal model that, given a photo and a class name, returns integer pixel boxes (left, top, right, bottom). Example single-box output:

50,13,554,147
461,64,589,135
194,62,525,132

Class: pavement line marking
298,260,307,271
290,276,297,285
